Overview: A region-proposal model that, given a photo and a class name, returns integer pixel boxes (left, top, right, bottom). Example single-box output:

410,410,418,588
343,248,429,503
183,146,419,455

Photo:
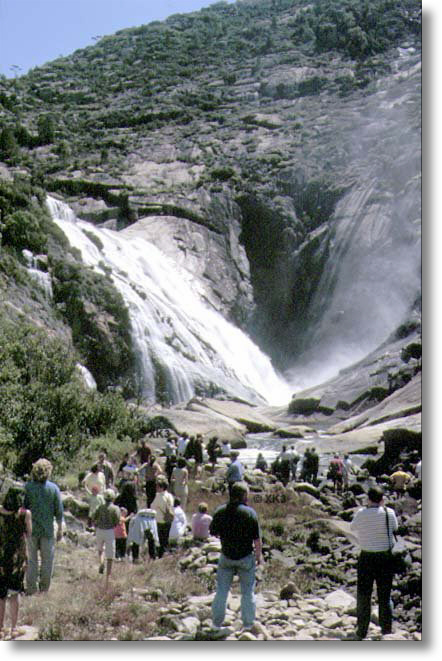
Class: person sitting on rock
191,502,213,541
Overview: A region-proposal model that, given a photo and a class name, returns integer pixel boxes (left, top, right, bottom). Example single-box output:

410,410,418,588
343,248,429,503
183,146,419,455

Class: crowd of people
0,430,422,640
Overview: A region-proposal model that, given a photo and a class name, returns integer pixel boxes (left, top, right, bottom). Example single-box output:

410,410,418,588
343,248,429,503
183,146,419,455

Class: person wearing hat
24,458,63,595
226,450,244,498
92,489,120,590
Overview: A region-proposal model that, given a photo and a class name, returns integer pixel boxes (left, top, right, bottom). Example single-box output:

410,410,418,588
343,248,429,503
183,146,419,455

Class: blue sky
0,0,234,78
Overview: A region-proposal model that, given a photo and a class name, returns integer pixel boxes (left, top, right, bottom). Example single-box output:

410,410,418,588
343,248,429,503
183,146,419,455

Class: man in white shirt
349,486,398,640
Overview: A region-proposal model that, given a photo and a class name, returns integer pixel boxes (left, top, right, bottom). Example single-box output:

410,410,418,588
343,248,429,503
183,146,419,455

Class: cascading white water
22,249,53,299
47,196,293,406
286,49,421,388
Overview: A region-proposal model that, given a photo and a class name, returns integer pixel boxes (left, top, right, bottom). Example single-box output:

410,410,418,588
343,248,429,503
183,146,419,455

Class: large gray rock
195,398,277,433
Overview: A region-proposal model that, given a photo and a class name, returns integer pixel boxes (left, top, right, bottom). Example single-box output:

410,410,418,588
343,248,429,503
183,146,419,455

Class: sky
0,0,234,78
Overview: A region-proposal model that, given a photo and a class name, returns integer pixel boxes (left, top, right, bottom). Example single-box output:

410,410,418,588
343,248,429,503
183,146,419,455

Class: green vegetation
292,0,421,59
0,316,147,477
0,0,420,180
51,258,136,395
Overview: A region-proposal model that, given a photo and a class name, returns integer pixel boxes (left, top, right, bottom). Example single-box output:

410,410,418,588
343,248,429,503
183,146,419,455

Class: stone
322,615,342,629
237,631,257,641
180,616,200,635
324,589,356,611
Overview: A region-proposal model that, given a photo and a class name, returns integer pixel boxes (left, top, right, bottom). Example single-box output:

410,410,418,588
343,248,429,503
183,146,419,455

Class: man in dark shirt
209,482,262,633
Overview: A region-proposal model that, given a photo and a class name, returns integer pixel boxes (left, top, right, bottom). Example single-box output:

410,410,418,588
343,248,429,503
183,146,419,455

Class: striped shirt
350,505,398,552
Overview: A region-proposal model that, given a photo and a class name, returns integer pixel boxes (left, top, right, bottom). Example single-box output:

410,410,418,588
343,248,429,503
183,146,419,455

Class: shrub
0,316,146,476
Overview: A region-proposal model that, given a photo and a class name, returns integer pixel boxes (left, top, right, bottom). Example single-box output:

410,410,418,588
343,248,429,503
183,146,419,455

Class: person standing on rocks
170,457,189,511
207,437,220,467
193,434,204,478
342,454,354,490
328,454,344,493
349,486,398,640
142,455,163,508
209,481,262,636
290,446,300,481
226,451,244,498
151,476,175,558
24,458,63,594
92,489,120,590
300,449,312,482
82,463,106,496
96,451,115,489
310,448,319,484
0,487,32,640
277,445,291,485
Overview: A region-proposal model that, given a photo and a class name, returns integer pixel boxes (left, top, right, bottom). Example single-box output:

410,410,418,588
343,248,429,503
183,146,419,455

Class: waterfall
22,249,53,299
287,49,421,388
47,196,292,406
76,363,97,390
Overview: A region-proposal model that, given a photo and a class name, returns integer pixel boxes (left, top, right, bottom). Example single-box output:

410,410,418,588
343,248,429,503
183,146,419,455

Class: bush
0,316,146,476
1,208,48,253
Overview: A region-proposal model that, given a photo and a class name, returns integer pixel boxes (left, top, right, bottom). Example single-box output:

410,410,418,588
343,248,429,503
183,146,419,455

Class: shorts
96,528,116,560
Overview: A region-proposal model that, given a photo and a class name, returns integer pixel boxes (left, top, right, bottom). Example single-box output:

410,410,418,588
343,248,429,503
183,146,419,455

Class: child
168,497,187,546
92,489,120,591
114,507,128,561
87,485,104,529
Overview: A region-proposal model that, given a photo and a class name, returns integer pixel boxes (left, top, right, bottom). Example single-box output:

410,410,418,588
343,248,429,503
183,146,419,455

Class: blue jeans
212,552,256,628
26,536,55,593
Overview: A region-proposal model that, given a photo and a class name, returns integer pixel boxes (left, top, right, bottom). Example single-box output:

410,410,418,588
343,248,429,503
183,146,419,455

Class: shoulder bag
384,507,412,575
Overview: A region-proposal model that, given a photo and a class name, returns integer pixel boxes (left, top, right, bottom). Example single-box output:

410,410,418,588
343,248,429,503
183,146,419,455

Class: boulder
194,398,277,433
324,589,356,612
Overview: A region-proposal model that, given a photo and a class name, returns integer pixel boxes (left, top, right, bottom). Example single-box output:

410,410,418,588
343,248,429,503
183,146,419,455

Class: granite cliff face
0,0,421,411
